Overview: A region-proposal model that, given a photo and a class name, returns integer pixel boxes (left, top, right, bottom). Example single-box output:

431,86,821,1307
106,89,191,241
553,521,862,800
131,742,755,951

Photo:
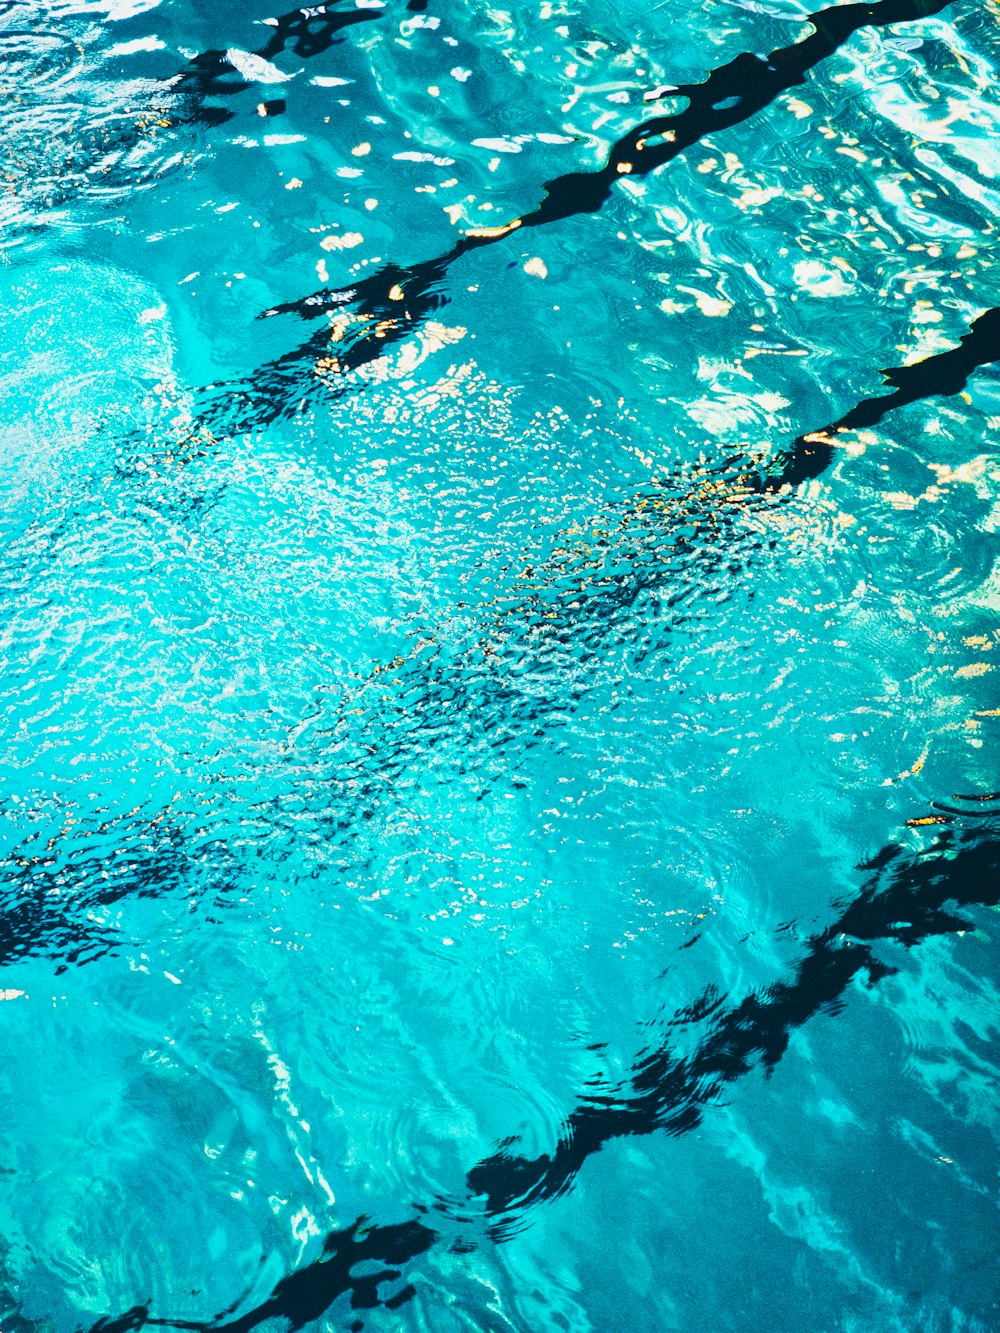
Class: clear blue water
1,1,999,1330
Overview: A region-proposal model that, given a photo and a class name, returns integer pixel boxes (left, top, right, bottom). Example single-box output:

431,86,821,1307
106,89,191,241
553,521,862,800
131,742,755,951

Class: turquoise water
1,1,999,1329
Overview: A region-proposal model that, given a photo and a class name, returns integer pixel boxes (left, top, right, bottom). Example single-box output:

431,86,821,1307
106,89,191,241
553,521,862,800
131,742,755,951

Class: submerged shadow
248,303,1000,834
90,1217,435,1333
167,2,386,125
759,305,1000,489
22,3,997,1325
83,816,999,1331
0,813,236,973
3,1,409,252
229,0,957,426
466,820,1000,1220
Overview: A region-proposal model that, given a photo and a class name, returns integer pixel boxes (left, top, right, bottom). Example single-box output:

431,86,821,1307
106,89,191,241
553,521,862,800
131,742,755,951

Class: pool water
1,1,998,1330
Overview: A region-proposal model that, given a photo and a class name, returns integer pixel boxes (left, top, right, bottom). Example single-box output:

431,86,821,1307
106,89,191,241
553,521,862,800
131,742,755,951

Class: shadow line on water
219,0,960,433
759,304,1000,489
168,2,388,125
12,1,998,1323
28,307,995,977
83,816,1000,1331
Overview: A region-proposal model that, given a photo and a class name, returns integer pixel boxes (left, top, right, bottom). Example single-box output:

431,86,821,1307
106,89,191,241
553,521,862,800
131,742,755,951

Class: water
1,1,998,1330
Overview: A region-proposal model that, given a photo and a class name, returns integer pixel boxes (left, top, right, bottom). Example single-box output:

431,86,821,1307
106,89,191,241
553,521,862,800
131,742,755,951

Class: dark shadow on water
465,821,1000,1223
5,1,405,250
133,0,996,492
759,305,1000,490
82,817,1000,1331
168,2,385,124
90,1218,435,1333
230,0,958,431
0,814,236,972
17,2,997,1326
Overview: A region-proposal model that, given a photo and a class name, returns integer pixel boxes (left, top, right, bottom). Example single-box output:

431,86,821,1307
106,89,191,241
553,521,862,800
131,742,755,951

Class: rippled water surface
2,1,999,1330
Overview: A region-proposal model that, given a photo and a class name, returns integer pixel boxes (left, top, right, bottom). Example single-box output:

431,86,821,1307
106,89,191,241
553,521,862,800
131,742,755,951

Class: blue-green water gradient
1,1,998,1330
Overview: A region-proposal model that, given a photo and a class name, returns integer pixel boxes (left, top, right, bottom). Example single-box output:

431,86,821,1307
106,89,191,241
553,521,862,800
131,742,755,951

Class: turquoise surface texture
1,1,998,1331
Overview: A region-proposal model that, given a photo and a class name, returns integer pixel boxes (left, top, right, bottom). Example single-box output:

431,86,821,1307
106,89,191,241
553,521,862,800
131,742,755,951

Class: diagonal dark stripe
169,2,384,124
83,818,1000,1333
204,0,966,437
252,1,956,329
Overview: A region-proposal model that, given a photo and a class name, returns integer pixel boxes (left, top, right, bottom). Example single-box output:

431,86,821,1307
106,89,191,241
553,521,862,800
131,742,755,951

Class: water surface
1,1,998,1330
